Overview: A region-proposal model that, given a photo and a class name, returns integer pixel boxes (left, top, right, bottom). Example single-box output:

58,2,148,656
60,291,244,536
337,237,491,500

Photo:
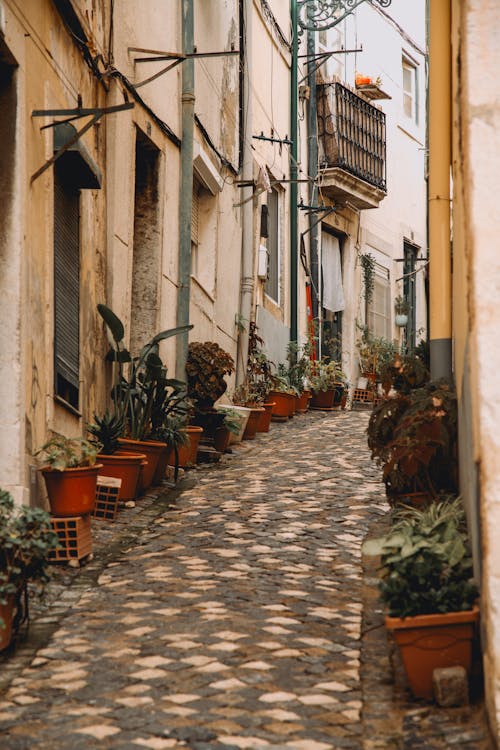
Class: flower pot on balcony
385,607,479,700
41,464,102,516
98,451,147,502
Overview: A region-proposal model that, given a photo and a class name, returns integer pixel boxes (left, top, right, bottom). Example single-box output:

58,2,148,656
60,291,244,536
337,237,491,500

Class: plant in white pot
394,295,410,327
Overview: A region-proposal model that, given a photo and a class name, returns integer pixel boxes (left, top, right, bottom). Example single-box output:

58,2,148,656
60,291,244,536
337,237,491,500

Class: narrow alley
0,411,492,750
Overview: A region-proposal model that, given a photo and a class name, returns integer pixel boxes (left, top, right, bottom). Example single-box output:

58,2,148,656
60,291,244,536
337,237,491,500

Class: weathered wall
452,0,500,739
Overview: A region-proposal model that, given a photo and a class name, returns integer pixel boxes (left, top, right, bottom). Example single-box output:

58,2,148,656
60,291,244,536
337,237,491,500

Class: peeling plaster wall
452,0,500,739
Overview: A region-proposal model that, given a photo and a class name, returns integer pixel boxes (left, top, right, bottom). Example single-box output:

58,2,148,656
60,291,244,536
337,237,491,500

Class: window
54,165,80,409
368,262,391,340
403,241,418,351
402,58,418,123
264,187,280,303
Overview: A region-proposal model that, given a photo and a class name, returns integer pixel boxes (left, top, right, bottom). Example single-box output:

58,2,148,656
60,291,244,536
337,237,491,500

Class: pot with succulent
186,341,235,444
0,489,59,651
367,378,458,506
363,497,479,700
88,412,146,502
394,294,410,328
309,358,346,410
97,304,192,490
36,436,103,516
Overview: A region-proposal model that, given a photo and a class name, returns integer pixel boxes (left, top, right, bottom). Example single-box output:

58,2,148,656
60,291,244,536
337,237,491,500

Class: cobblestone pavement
0,411,495,749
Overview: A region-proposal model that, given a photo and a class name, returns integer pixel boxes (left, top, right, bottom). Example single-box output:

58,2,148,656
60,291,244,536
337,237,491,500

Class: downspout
175,0,195,378
428,0,452,380
237,0,254,384
307,25,320,351
290,0,298,344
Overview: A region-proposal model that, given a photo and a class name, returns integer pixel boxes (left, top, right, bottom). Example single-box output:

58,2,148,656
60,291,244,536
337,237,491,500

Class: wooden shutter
191,180,200,246
54,171,80,406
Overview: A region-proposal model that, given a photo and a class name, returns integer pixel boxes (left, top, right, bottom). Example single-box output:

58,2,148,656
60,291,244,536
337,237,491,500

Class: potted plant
287,341,312,413
0,489,59,650
268,372,297,422
186,341,235,442
213,408,243,452
367,378,457,504
363,498,479,699
357,329,397,387
309,358,346,410
88,412,146,502
97,304,192,490
36,436,103,516
394,295,410,327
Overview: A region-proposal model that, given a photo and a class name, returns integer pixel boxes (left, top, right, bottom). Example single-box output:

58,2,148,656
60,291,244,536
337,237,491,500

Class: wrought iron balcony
317,81,387,210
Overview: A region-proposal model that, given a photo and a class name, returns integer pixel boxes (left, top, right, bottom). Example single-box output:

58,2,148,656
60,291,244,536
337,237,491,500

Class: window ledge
54,395,82,418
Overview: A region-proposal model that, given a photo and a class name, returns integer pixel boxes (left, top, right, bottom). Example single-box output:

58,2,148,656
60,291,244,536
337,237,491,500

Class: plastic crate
49,515,92,563
91,476,122,521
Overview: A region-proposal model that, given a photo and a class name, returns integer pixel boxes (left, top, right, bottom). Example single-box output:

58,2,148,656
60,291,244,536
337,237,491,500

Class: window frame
402,55,419,125
264,186,281,305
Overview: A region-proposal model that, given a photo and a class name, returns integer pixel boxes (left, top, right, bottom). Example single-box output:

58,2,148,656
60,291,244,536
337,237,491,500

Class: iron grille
317,81,386,192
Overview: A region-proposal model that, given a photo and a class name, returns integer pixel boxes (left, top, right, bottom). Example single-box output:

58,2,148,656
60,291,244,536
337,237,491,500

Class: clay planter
41,463,102,516
117,438,166,491
242,407,265,440
269,391,294,422
295,392,310,414
387,491,433,509
310,388,336,410
256,402,275,433
152,445,172,486
98,452,147,502
0,596,15,651
385,606,479,699
213,426,231,453
169,426,203,468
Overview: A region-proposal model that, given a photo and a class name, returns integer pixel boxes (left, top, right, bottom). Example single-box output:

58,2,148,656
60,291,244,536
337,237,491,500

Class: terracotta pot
213,426,231,453
117,438,166,490
0,596,15,651
256,402,275,432
386,606,479,699
288,395,296,418
98,452,146,502
243,407,265,440
41,464,102,516
310,388,336,409
152,445,172,486
269,391,294,422
295,392,310,414
169,426,203,468
387,491,433,508
217,405,251,444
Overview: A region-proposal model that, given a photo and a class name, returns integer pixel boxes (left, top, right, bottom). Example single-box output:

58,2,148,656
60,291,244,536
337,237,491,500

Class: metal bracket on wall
30,102,134,183
128,47,239,89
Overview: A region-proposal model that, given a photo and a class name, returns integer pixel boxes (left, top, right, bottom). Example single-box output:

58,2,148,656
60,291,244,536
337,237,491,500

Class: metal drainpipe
428,0,452,380
237,0,254,384
307,25,320,352
176,0,195,379
290,0,298,344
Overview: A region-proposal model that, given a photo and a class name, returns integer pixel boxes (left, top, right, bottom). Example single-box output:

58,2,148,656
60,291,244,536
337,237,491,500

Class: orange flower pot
168,426,203,468
243,407,265,440
256,402,275,433
385,606,479,699
41,464,102,516
295,392,310,414
117,438,166,490
310,388,336,409
98,452,146,502
0,597,15,651
269,391,294,422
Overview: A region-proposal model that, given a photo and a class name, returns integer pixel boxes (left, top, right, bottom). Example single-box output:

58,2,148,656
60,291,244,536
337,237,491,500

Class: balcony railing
317,81,386,193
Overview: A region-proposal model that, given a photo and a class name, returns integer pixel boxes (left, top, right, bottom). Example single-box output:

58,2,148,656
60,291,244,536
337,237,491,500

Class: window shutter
54,172,80,399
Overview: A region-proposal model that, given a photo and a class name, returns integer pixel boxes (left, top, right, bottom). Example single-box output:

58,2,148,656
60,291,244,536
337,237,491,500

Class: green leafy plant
219,408,244,435
0,489,59,635
360,252,376,307
394,294,410,316
235,323,274,404
88,412,125,455
363,497,478,617
186,341,235,410
357,328,397,380
367,379,458,499
35,436,101,471
97,304,192,440
308,357,345,393
286,340,311,394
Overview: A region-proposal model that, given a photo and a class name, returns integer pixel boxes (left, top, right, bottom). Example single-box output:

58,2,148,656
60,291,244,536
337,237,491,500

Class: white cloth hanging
321,232,345,313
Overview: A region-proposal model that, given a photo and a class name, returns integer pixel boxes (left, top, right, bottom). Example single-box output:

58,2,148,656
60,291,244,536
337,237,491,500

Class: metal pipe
237,0,254,384
428,0,452,380
307,25,320,331
175,0,195,378
290,0,298,343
